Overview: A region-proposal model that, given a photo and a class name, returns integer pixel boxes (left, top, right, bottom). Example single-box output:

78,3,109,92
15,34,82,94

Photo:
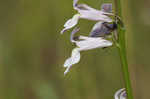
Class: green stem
113,0,133,99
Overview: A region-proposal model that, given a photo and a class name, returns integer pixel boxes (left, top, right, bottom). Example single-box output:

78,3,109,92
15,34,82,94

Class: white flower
63,28,112,75
61,0,113,34
114,88,127,99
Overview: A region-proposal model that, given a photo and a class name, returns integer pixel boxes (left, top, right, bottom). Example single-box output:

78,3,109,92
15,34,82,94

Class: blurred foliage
0,0,150,99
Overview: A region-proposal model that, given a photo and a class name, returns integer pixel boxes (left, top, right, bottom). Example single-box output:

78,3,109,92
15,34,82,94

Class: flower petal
61,14,80,34
75,36,112,51
120,90,126,99
74,0,96,11
79,10,112,22
114,88,126,99
64,48,80,75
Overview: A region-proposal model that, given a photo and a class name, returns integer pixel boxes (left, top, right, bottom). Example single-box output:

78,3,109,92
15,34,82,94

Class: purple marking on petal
60,28,67,34
73,0,93,10
101,3,112,13
74,0,100,12
73,0,79,8
122,92,127,97
70,27,80,42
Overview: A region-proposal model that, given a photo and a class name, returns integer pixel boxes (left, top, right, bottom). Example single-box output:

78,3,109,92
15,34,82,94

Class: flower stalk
113,0,133,99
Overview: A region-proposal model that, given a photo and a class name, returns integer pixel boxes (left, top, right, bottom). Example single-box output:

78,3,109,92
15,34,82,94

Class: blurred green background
0,0,150,99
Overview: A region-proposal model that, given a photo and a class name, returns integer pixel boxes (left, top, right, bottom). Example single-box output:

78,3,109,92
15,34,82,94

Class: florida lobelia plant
60,0,133,99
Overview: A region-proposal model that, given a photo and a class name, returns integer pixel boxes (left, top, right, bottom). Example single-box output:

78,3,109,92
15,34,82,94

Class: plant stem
113,0,133,99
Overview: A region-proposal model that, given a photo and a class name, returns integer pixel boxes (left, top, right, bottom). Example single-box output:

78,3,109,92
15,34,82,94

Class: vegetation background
0,0,150,99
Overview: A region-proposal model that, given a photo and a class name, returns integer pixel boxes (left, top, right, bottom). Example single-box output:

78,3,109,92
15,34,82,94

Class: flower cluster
61,0,113,34
61,0,116,75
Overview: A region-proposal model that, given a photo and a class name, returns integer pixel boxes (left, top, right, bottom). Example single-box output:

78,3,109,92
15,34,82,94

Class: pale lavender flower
89,21,117,37
61,0,113,34
114,88,127,99
63,28,112,75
